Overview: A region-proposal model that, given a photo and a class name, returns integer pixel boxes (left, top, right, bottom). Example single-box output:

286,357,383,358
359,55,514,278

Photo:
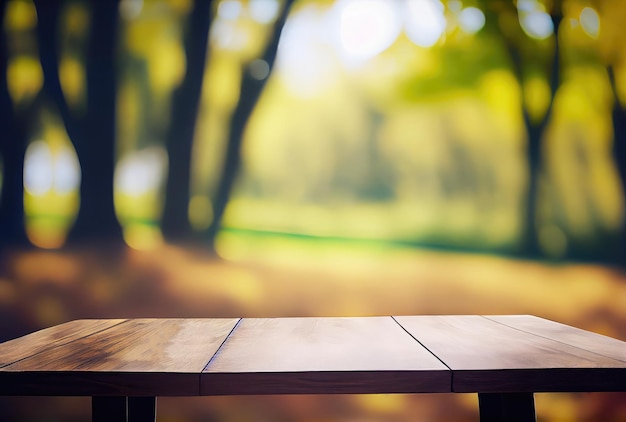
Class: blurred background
0,0,625,420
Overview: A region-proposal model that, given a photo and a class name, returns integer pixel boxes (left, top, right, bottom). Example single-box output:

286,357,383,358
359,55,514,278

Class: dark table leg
92,396,127,422
128,396,157,422
478,392,536,422
92,396,157,422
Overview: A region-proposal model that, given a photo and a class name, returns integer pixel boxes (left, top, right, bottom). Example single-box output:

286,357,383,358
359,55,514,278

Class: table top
0,315,625,397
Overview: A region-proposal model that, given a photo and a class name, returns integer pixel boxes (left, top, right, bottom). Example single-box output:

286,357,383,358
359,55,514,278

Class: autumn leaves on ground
0,241,625,421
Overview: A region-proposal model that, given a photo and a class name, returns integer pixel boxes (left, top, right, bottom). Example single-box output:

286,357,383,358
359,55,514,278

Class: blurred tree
204,0,295,249
608,68,626,263
486,0,563,259
33,0,123,246
483,0,626,264
0,0,32,248
161,0,213,243
608,67,625,209
599,1,626,263
594,0,626,191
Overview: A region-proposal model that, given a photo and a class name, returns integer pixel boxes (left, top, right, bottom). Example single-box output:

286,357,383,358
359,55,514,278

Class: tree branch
207,0,295,244
162,0,214,241
33,0,81,140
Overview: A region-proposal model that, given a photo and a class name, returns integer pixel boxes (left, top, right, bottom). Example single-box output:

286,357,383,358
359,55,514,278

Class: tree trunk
0,0,28,249
517,14,562,259
0,104,28,249
34,0,83,144
519,113,546,258
612,100,626,197
205,0,294,249
608,67,626,267
488,3,562,259
65,0,123,245
161,0,213,243
33,0,123,247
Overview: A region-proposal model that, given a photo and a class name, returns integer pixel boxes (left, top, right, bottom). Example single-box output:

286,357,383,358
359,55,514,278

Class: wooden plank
485,315,626,363
394,315,626,393
0,319,126,367
202,316,450,395
0,318,239,396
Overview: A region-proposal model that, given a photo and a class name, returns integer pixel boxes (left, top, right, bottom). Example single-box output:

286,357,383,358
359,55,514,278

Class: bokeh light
248,58,270,80
4,0,37,31
404,0,447,47
114,147,168,197
119,0,144,20
23,139,80,249
458,7,485,35
218,0,243,21
114,148,168,251
53,147,81,194
211,18,248,50
579,7,600,39
1,1,626,421
249,0,280,24
24,141,54,196
123,222,163,250
335,0,401,64
517,0,554,40
275,6,337,97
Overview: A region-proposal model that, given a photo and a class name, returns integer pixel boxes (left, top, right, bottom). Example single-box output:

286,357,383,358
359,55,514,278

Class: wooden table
1,315,625,422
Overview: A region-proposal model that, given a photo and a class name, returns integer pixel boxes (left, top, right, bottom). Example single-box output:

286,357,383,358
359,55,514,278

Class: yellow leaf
523,76,551,123
3,0,37,32
6,55,43,104
59,56,86,108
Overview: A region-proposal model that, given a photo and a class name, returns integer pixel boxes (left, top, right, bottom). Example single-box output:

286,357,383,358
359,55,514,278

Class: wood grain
202,316,450,395
393,315,626,392
1,316,625,397
484,315,626,363
1,318,239,396
0,319,126,367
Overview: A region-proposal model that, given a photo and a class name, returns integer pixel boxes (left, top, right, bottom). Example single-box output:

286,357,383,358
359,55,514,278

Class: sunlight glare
211,1,247,49
448,0,462,14
114,147,168,197
24,140,53,196
458,7,485,34
520,12,553,39
119,0,143,20
517,0,535,13
210,21,248,50
517,0,553,40
579,7,600,39
218,0,242,20
249,0,280,24
405,0,447,47
335,0,401,64
53,146,81,194
275,6,336,97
